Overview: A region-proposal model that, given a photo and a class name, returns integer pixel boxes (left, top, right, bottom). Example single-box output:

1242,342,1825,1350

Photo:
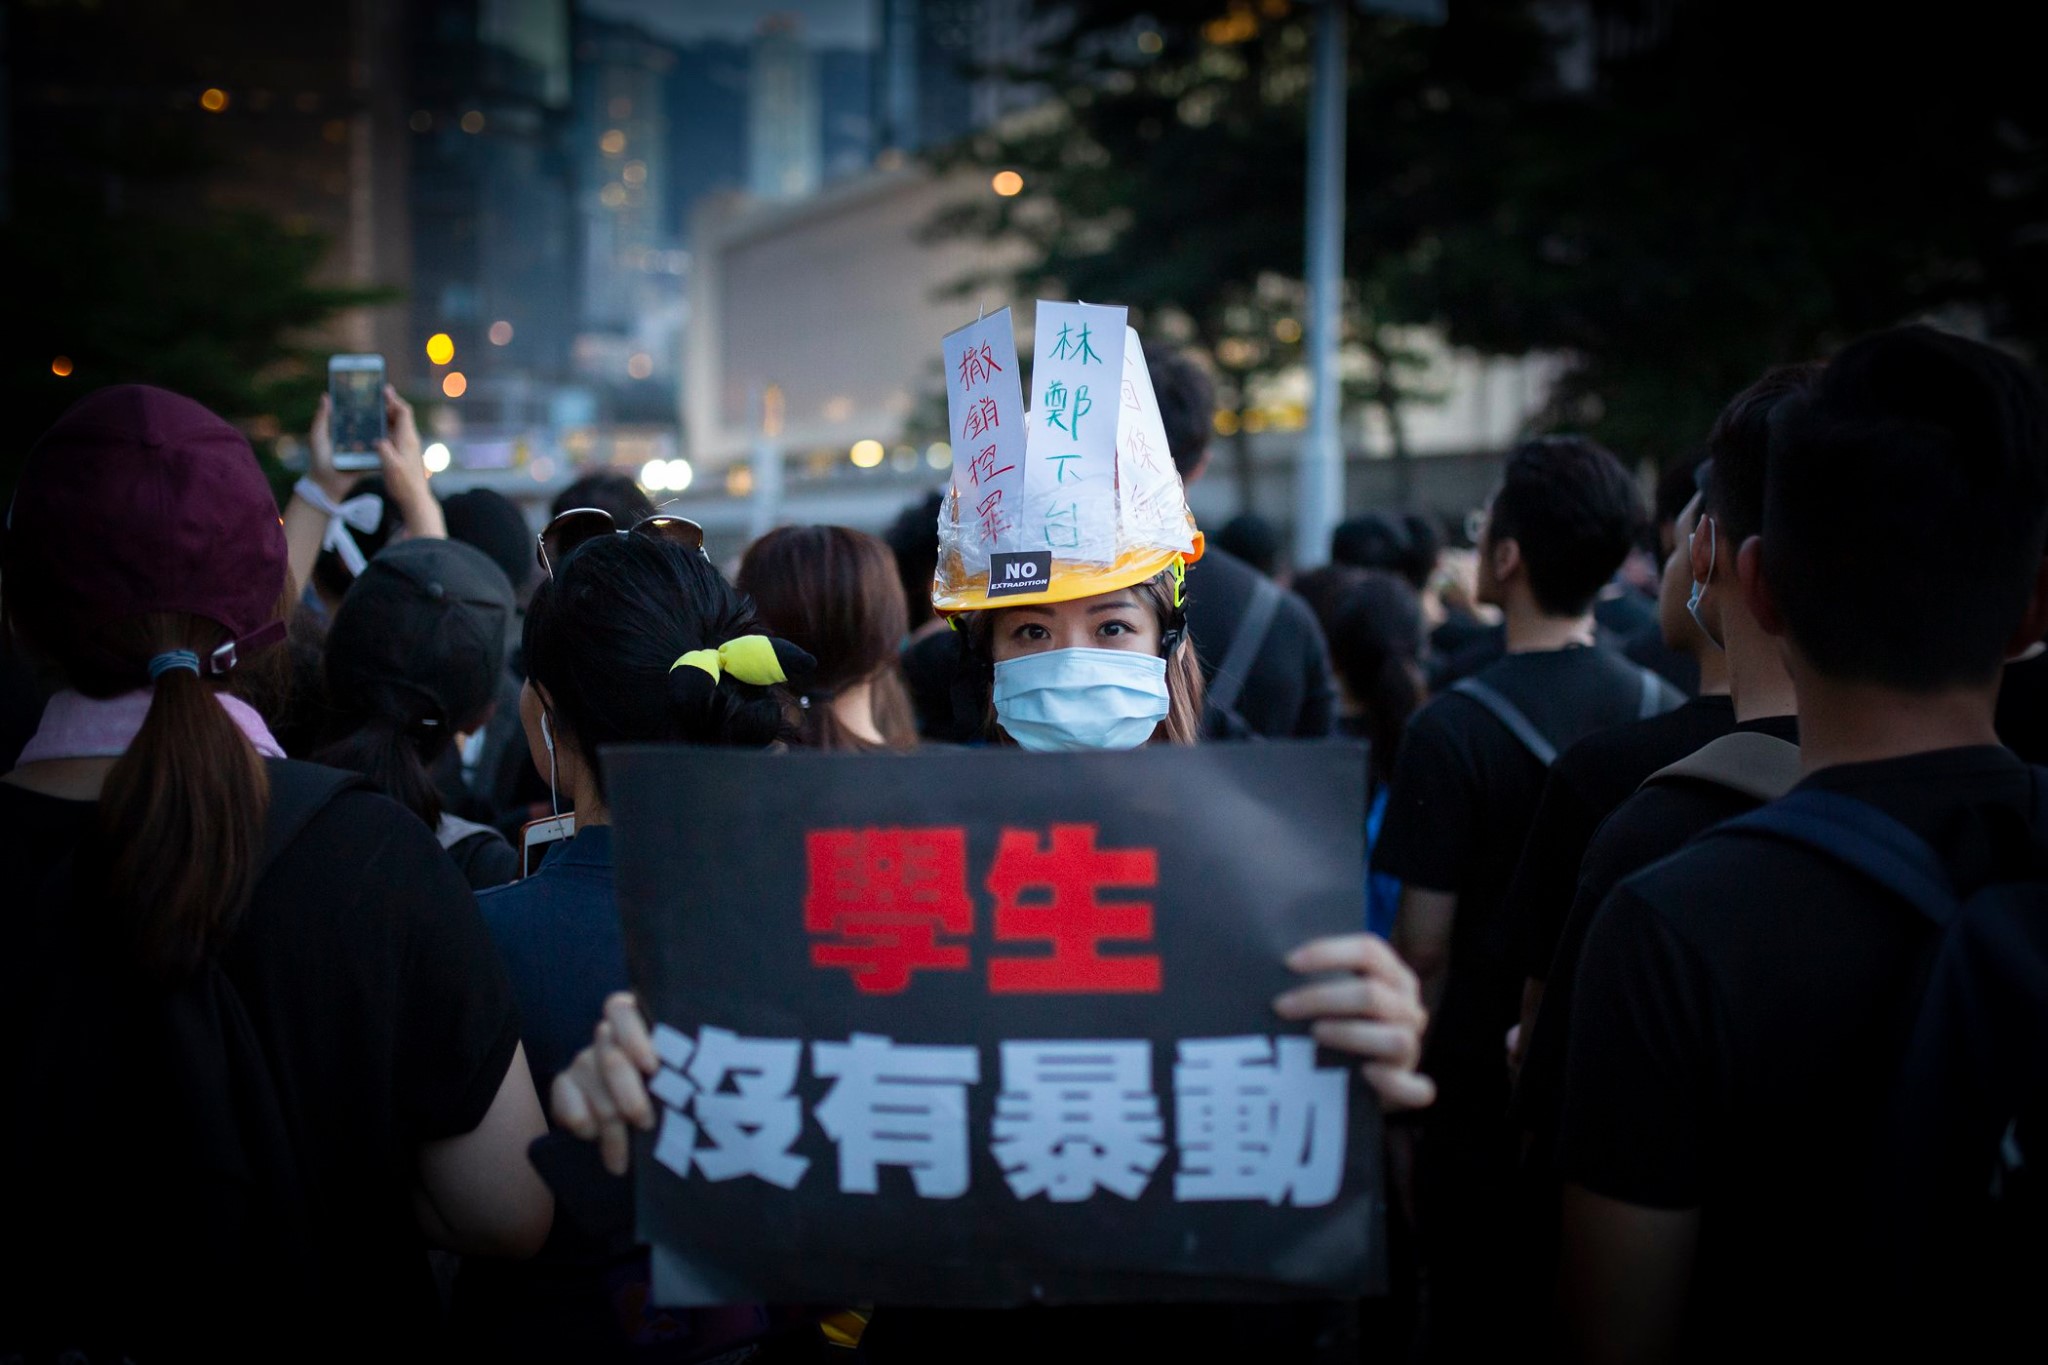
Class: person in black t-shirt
1507,369,1821,1091
1558,327,2048,1361
1499,473,1730,1079
2,386,551,1363
1372,435,1679,1360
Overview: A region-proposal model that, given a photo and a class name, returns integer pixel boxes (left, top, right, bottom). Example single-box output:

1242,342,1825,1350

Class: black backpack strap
1640,731,1803,805
1716,788,1958,927
257,759,364,882
1206,575,1284,720
1450,676,1558,766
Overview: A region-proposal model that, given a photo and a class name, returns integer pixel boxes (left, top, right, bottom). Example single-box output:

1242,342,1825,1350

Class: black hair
1764,326,2048,690
1703,363,1824,547
310,700,452,829
443,487,535,598
1653,459,1703,531
1291,563,1369,645
1327,572,1426,788
310,475,399,601
883,490,945,631
1398,513,1440,591
1487,435,1642,616
521,533,788,798
1150,350,1215,479
551,469,656,526
1213,513,1281,578
1330,512,1409,574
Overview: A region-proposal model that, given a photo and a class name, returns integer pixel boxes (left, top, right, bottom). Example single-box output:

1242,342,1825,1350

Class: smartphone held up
328,354,386,471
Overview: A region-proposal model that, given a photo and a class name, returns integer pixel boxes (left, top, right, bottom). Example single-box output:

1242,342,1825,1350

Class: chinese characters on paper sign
648,1024,1348,1209
1025,302,1127,561
942,310,1027,564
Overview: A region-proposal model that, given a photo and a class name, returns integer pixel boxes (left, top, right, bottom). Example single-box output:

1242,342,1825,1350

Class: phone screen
329,355,386,468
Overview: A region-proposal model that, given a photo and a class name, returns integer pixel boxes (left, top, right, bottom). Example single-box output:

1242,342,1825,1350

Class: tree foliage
931,0,2048,475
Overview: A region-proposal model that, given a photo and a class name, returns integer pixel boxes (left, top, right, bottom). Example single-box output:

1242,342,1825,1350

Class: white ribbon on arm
294,478,384,577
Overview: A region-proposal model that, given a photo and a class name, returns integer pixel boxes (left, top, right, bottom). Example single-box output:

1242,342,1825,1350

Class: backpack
1449,664,1669,767
1714,780,2048,1343
6,760,360,1361
1637,729,1802,804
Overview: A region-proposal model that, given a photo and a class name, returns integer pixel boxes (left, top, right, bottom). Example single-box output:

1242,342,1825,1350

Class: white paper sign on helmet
940,307,1028,578
1022,301,1128,567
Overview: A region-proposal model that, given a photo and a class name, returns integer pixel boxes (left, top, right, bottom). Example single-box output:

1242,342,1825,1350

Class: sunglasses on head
537,507,706,579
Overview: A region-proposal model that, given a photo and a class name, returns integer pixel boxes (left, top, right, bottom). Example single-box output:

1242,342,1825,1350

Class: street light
991,170,1024,197
426,333,455,366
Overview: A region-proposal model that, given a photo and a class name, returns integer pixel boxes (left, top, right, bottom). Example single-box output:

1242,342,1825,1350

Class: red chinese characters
986,824,1161,993
805,828,973,994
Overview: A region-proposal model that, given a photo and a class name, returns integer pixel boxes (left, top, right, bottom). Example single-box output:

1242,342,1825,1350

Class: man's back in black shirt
1374,645,1682,1105
1182,545,1335,739
1502,693,1738,993
1516,712,1799,1147
1559,745,2034,1358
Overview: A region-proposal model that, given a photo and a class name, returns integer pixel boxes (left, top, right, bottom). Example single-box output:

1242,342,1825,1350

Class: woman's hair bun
665,660,720,721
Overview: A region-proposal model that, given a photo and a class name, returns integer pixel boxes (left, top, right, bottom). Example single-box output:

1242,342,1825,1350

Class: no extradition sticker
986,550,1053,598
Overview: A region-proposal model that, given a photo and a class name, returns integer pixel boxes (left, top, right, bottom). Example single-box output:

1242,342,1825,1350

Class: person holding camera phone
283,369,444,624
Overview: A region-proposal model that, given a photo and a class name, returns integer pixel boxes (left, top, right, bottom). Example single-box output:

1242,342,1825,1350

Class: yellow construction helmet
931,302,1204,615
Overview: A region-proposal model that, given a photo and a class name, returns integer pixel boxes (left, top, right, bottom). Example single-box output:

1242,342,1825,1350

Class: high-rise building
668,39,749,240
873,0,1033,153
572,13,684,412
747,17,820,201
575,15,673,329
406,0,577,387
818,47,874,185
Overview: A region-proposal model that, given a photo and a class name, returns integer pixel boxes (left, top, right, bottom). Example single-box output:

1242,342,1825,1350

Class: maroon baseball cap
4,384,288,673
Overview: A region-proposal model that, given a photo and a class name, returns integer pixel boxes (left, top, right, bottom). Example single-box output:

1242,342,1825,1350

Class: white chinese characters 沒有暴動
645,1025,1348,1207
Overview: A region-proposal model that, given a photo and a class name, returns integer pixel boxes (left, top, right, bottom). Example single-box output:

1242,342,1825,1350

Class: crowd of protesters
3,321,2044,1363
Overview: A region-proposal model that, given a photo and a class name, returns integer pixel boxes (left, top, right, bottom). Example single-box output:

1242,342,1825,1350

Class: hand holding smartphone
328,354,386,472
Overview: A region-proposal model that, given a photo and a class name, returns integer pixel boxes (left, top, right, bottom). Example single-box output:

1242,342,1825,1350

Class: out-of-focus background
7,0,2047,557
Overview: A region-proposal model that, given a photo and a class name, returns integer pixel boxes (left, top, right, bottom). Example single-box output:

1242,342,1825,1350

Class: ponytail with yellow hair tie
665,633,816,719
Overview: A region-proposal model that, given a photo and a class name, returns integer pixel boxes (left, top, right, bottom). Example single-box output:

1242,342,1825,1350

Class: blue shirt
476,825,626,1110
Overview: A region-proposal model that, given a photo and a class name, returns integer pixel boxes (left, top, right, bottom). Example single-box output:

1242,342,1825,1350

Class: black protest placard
608,742,1380,1308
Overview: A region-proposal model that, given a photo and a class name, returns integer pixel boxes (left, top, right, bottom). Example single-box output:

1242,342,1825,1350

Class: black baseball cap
324,538,515,733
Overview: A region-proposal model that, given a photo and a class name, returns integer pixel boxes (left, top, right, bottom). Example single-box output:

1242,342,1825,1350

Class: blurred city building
572,11,683,422
748,17,821,202
874,0,1035,153
405,0,577,396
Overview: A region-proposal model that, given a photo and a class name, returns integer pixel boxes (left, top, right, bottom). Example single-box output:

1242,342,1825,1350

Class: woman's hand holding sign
553,933,1435,1176
1273,932,1436,1112
552,992,660,1176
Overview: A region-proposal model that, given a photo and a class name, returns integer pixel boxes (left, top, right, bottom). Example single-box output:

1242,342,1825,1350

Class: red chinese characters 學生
987,823,1161,993
806,827,973,994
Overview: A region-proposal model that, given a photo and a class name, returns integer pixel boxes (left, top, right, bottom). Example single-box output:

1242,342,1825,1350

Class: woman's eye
1014,623,1049,641
1099,621,1133,637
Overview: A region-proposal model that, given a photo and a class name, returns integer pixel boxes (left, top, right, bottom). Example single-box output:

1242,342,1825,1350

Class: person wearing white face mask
975,570,1200,751
546,314,1437,1359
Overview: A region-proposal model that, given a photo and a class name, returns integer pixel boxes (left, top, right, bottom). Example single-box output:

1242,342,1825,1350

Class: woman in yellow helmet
544,319,1435,1353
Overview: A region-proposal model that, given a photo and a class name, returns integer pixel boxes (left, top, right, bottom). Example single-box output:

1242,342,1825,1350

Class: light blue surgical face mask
1686,516,1725,651
992,646,1170,752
